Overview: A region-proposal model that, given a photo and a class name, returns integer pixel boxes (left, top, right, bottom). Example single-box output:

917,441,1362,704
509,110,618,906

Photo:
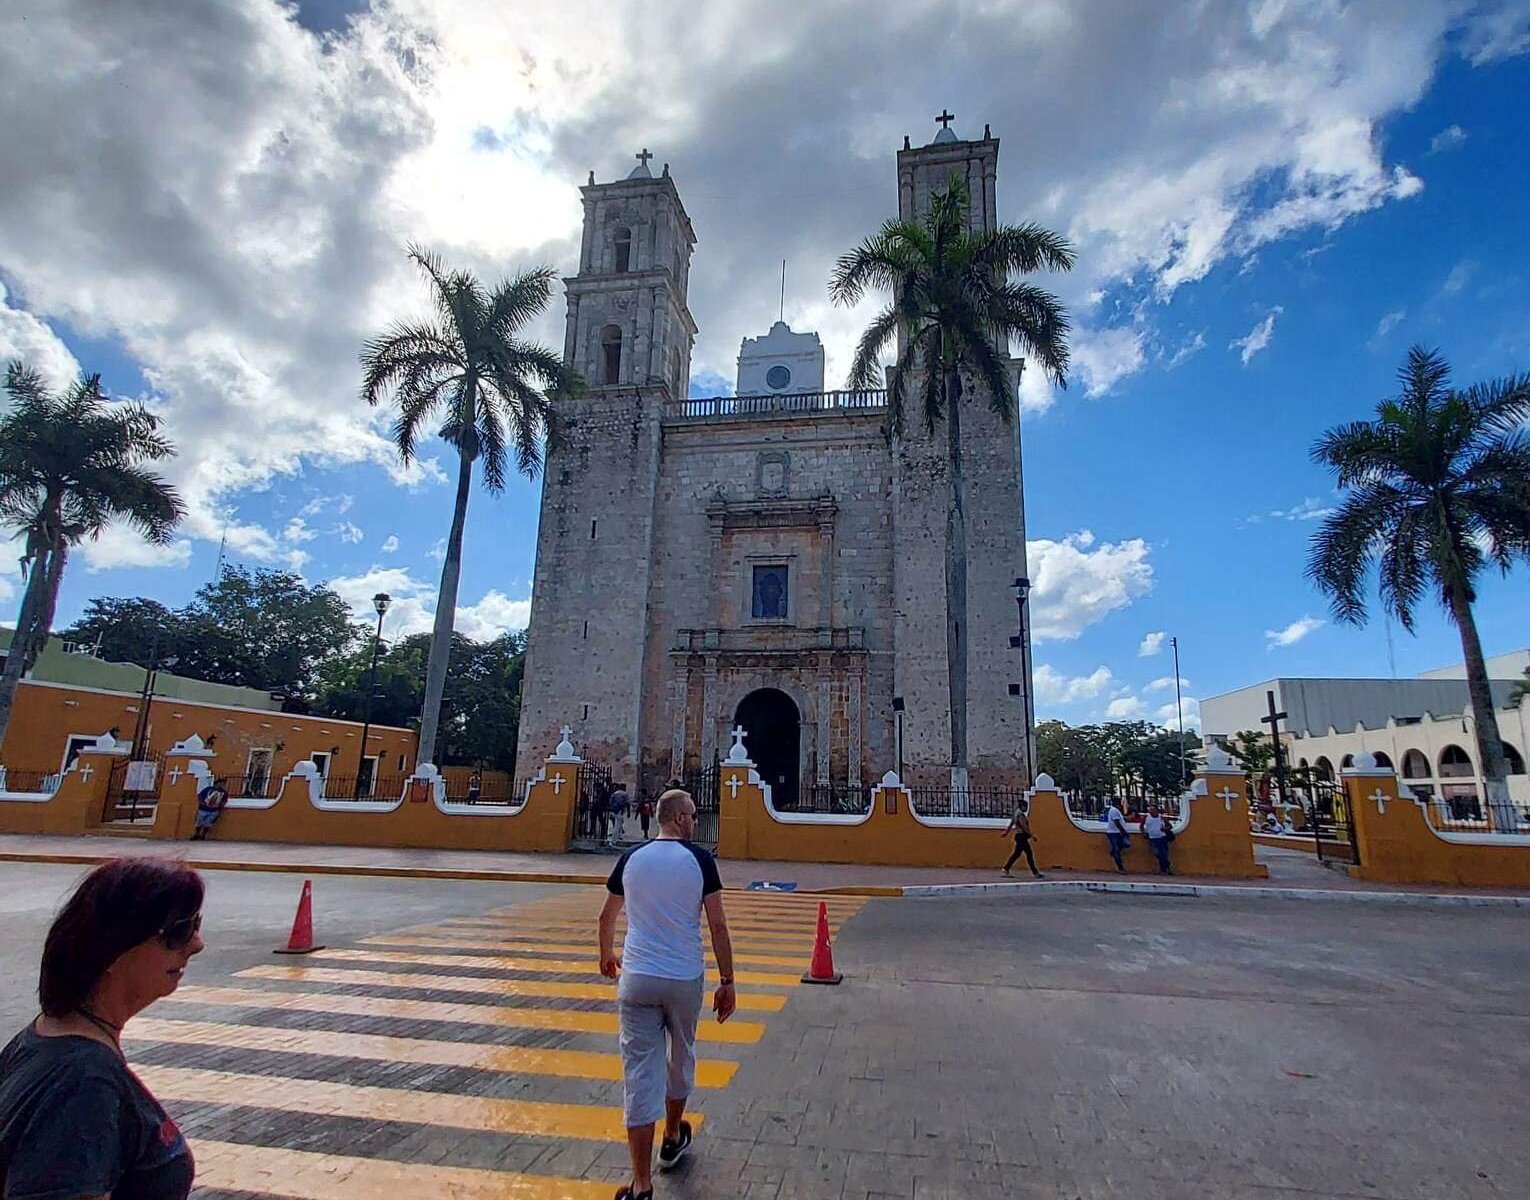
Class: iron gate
1289,776,1358,864
682,758,721,847
101,754,163,824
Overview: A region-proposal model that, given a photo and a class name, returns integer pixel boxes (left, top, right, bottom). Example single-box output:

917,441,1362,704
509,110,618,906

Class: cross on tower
1369,788,1388,815
167,766,184,785
726,775,742,800
78,764,94,783
549,773,566,795
1215,786,1240,812
635,148,653,170
1259,689,1291,810
935,108,956,130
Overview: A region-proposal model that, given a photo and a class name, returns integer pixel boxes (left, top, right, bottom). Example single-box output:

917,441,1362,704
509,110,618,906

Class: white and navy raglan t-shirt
607,838,723,981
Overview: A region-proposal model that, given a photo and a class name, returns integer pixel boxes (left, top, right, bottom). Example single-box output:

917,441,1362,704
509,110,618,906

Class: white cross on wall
1369,788,1388,815
1216,786,1240,812
726,775,742,799
549,774,565,795
168,766,184,785
78,764,93,782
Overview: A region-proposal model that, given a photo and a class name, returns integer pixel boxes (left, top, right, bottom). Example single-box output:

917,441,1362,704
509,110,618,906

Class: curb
0,850,901,897
900,878,1530,907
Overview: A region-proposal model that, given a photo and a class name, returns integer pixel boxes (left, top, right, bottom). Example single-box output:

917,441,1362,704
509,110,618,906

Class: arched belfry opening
735,688,800,807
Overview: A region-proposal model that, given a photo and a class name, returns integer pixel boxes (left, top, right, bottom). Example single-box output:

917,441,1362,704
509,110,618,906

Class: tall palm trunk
0,540,58,751
1445,582,1514,827
417,450,474,766
943,363,969,793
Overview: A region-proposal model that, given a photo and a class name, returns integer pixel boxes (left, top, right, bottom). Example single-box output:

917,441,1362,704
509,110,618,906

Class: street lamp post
1170,635,1186,785
1011,577,1036,786
355,592,391,798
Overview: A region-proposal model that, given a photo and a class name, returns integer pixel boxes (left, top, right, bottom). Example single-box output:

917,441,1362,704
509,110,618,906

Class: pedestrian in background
191,780,228,841
0,857,204,1198
1000,799,1043,878
599,789,736,1200
1103,800,1132,872
1143,804,1174,875
592,784,611,844
609,782,630,846
638,790,654,840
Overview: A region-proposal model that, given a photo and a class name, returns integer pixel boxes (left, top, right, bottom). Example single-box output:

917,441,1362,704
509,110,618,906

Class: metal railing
908,786,1028,820
443,777,519,805
319,774,409,802
775,783,873,816
1418,785,1530,834
666,389,887,422
0,767,62,794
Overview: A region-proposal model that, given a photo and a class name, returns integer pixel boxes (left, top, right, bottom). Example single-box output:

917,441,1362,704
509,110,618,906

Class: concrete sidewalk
2,832,1527,904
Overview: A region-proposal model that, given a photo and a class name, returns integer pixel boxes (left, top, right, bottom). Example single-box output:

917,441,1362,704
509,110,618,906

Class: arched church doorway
735,688,800,808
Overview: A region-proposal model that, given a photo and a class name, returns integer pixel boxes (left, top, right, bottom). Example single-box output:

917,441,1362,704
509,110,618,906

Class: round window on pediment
766,364,791,390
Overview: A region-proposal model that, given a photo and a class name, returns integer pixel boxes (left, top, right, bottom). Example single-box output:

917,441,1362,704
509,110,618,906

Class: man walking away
599,789,736,1200
1104,800,1132,873
592,784,611,845
999,799,1043,878
609,782,629,846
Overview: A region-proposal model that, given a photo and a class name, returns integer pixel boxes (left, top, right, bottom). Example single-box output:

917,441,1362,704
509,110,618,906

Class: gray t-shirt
607,839,722,980
0,1024,194,1200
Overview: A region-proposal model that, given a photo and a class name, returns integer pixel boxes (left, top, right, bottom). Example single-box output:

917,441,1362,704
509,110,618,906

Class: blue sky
0,1,1526,729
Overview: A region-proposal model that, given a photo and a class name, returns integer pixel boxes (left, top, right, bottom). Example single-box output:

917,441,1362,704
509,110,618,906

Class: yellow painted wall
176,759,577,853
1346,772,1530,888
718,765,1264,878
0,747,121,835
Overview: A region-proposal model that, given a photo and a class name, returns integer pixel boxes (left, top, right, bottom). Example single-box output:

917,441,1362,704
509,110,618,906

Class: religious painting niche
752,564,788,620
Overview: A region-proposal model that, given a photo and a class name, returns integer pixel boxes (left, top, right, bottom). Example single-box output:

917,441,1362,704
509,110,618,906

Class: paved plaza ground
2,859,1526,1198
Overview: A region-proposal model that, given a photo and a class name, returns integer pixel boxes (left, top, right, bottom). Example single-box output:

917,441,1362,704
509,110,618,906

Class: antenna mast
779,260,786,323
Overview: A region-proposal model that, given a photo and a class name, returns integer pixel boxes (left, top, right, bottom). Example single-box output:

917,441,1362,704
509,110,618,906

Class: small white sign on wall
125,761,158,791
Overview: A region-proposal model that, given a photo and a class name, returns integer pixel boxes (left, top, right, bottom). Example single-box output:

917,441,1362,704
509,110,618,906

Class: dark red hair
39,857,204,1016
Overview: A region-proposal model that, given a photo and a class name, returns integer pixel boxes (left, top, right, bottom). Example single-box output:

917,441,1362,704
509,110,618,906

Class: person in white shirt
599,789,736,1200
1103,801,1132,872
1142,804,1174,875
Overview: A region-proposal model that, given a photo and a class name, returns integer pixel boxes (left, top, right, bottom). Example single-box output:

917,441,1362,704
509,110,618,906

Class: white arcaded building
1201,650,1530,810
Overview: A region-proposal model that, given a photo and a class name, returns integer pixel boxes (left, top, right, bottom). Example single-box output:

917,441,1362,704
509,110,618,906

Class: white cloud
1265,614,1325,647
1230,306,1282,365
1369,307,1406,348
1428,123,1468,153
1155,695,1201,730
281,517,317,544
335,521,365,545
1138,630,1167,657
1028,530,1154,642
1033,664,1116,706
380,535,400,553
1106,695,1148,720
1439,259,1477,297
1266,496,1334,521
1462,6,1530,63
1072,324,1146,397
0,0,1487,535
0,282,79,388
1145,675,1190,693
78,526,194,574
1164,329,1207,369
327,566,530,641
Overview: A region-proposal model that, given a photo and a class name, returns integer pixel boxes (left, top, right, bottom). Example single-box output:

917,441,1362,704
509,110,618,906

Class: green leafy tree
832,176,1072,784
173,566,359,705
361,246,578,765
1221,730,1274,781
0,362,182,745
59,596,183,666
1308,347,1530,827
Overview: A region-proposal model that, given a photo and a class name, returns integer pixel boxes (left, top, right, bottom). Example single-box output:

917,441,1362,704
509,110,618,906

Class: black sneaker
658,1119,692,1170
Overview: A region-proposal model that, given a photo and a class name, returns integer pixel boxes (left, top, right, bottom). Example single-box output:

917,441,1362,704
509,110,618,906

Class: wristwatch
718,975,735,986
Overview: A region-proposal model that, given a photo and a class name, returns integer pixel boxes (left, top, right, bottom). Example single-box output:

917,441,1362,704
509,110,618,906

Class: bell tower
564,149,698,399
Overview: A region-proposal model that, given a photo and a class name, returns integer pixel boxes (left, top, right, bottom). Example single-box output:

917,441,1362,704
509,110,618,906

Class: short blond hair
656,788,694,826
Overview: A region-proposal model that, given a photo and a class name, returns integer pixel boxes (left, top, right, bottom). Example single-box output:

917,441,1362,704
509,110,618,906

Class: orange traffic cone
274,879,325,955
801,900,842,985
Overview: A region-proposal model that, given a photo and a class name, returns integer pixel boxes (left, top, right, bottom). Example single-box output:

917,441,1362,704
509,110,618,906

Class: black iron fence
443,775,518,805
102,754,163,823
776,783,873,816
1414,783,1530,834
908,786,1028,820
319,774,409,802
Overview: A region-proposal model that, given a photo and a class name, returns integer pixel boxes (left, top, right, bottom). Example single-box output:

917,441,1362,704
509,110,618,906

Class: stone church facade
516,122,1035,802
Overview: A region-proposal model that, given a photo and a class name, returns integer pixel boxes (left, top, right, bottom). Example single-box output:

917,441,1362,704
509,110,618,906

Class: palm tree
1308,346,1530,827
361,246,578,766
830,175,1073,786
0,361,184,746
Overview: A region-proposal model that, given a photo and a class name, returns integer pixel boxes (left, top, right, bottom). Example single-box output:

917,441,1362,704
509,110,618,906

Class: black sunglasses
159,912,202,950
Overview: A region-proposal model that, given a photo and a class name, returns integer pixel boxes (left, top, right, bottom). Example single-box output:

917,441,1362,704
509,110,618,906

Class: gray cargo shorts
617,971,705,1127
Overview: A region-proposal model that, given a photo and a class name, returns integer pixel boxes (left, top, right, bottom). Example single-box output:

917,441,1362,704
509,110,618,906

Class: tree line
56,567,525,771
1035,719,1201,803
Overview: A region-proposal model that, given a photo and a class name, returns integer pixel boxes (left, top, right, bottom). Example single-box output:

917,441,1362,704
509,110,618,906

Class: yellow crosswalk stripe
360,933,809,969
443,920,829,944
192,1140,618,1200
141,1064,686,1143
165,985,764,1043
125,1017,739,1087
461,910,847,930
237,964,789,1012
314,947,801,989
